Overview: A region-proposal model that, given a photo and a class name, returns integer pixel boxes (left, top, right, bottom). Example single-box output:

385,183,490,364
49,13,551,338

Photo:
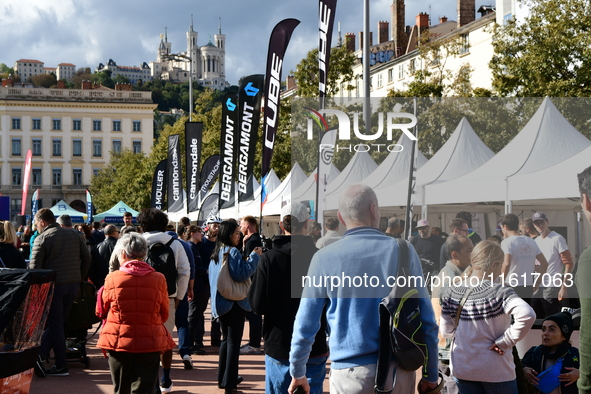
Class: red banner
21,149,32,216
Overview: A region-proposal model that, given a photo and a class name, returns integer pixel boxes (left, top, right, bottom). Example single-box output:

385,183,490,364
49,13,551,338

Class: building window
12,118,21,130
132,121,141,132
32,168,42,185
387,68,393,84
53,119,61,130
132,140,142,153
32,138,42,156
377,73,383,88
52,139,62,156
73,139,82,156
112,140,122,154
113,120,121,132
398,64,404,79
409,59,416,75
93,168,100,177
12,168,21,185
93,120,102,131
12,138,21,156
460,33,470,55
32,118,41,130
52,169,62,186
73,169,82,185
93,140,102,157
73,119,81,131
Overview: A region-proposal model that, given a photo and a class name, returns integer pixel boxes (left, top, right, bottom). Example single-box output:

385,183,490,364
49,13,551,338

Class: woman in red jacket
97,233,175,394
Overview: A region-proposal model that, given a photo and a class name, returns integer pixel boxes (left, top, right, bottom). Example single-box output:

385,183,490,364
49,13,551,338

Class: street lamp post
163,53,193,119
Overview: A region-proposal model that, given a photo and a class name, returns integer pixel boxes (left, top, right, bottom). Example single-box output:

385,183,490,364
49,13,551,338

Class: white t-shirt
501,235,542,286
535,231,569,277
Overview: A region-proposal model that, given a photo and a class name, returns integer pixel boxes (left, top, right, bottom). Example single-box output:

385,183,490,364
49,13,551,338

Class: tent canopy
94,201,139,223
375,117,495,206
50,200,87,223
426,98,591,205
262,163,308,216
291,164,341,203
325,151,378,209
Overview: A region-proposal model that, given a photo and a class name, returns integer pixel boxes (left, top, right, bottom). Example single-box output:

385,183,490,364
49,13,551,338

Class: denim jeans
454,378,518,394
175,296,191,357
265,354,327,394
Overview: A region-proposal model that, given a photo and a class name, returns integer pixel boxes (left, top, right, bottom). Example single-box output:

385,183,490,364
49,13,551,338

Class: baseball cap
417,219,429,228
532,212,548,222
281,202,310,223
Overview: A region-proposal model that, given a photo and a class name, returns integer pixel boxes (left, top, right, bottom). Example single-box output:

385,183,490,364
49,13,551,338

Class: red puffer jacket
96,261,175,353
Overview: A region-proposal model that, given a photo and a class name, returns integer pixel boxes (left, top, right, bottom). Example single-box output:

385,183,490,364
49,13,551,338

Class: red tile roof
58,63,76,66
16,59,43,64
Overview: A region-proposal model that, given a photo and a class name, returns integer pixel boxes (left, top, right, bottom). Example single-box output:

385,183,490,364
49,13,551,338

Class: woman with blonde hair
0,220,26,268
439,240,536,394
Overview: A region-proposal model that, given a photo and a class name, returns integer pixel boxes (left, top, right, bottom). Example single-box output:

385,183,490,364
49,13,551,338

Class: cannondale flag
198,193,219,227
261,18,300,208
186,122,203,213
21,149,32,215
237,74,264,202
86,189,93,224
151,159,168,210
219,92,238,210
316,129,337,232
167,134,184,213
319,0,337,107
199,155,221,202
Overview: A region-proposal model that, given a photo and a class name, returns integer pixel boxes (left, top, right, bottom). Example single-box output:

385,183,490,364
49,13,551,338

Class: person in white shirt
500,213,548,305
315,217,341,249
532,211,574,318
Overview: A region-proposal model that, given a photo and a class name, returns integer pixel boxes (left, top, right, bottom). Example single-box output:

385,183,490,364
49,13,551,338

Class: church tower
186,15,199,80
213,17,226,81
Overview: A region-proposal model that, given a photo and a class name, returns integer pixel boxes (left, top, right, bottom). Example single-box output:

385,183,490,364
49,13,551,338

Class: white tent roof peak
326,150,378,195
291,164,341,203
363,133,428,189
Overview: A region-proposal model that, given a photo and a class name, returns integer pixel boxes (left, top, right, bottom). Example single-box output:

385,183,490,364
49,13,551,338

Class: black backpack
146,238,177,296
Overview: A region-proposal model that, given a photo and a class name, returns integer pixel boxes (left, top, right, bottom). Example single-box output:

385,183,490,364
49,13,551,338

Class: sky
1,0,459,86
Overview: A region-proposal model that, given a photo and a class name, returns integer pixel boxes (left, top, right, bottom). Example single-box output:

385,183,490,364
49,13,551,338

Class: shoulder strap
165,237,175,247
452,287,473,338
375,238,408,394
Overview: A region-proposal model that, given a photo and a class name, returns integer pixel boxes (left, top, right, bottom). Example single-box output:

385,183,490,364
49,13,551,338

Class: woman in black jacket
522,311,580,394
0,220,26,268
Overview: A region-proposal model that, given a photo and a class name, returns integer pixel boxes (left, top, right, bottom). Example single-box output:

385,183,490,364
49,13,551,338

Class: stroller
64,281,100,368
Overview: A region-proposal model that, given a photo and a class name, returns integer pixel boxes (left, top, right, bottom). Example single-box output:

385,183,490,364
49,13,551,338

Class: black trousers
218,303,245,390
188,289,221,346
108,350,160,394
244,310,262,348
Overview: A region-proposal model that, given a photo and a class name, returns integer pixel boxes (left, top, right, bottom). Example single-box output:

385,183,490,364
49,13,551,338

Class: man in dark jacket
89,224,119,289
248,202,328,393
30,208,91,377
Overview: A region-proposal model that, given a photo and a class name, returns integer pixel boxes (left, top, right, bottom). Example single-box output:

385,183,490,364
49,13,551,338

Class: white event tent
219,170,281,219
375,117,495,209
261,163,308,216
325,151,378,210
291,164,341,203
425,98,591,209
50,200,87,223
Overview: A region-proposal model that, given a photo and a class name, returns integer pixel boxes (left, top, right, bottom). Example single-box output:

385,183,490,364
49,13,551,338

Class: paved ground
30,317,332,394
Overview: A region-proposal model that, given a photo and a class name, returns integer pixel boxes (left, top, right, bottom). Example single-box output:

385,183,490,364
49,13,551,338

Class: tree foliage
29,73,57,88
490,0,591,96
292,45,356,97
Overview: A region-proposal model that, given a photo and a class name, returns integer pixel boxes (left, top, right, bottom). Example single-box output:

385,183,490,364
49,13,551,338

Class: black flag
219,92,239,209
199,154,221,202
319,0,337,104
167,134,184,213
197,193,219,227
237,74,264,202
261,18,300,207
151,159,167,210
186,122,203,213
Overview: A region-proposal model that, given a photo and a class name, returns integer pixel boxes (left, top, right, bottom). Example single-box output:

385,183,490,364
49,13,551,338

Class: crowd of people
7,164,591,394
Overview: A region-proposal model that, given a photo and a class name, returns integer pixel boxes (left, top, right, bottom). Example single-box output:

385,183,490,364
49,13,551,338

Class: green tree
292,45,356,97
30,73,58,88
490,0,591,96
92,70,115,89
113,74,131,85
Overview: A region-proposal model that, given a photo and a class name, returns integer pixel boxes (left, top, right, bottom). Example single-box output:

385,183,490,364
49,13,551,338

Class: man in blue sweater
288,184,439,394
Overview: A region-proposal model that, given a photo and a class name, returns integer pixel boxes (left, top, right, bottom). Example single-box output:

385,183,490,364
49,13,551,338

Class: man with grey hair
288,184,439,394
385,216,402,238
89,224,120,289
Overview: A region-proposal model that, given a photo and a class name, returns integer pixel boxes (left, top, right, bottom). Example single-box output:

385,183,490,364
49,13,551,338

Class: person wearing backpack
137,208,190,394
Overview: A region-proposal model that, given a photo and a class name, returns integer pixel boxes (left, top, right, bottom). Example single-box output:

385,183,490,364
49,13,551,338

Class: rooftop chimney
286,75,296,90
457,0,476,27
391,0,408,56
358,31,374,51
416,12,430,28
57,80,66,89
378,21,389,44
81,80,92,90
345,33,356,52
2,78,14,87
439,16,448,24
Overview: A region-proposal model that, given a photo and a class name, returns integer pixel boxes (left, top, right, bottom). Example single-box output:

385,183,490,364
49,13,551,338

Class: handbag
217,252,251,301
535,357,563,394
